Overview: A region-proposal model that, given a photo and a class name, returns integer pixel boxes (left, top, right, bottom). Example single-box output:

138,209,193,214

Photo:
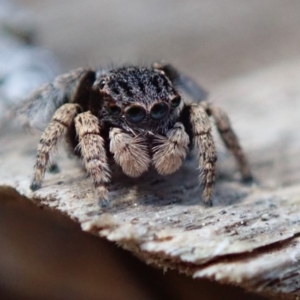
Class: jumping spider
18,62,253,207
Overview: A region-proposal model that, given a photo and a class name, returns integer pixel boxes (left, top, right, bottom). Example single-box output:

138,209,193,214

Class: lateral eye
107,105,121,116
170,95,181,108
150,102,169,120
99,79,106,89
125,105,146,123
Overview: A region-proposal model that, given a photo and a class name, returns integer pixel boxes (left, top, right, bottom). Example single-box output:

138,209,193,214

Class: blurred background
1,0,300,299
13,0,300,88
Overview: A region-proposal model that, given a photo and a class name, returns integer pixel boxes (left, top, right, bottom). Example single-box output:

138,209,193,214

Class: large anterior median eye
125,105,146,123
150,102,169,120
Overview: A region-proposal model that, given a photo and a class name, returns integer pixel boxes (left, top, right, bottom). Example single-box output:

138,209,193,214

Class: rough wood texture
1,60,300,299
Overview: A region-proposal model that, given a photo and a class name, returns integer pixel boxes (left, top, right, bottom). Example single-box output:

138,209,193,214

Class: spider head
95,66,182,133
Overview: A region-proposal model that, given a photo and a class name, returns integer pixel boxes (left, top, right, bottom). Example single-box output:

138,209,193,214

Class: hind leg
204,102,253,182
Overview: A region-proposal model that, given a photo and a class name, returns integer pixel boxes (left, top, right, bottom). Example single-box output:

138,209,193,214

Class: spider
17,62,253,207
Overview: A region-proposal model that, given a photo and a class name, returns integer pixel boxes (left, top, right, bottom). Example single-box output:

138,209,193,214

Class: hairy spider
17,62,253,207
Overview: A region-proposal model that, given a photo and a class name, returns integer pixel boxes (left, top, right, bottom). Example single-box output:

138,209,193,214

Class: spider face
95,67,182,133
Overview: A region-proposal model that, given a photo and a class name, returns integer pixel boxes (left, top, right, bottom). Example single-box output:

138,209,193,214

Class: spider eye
125,105,146,123
99,79,106,89
170,95,181,108
107,105,121,116
150,102,169,120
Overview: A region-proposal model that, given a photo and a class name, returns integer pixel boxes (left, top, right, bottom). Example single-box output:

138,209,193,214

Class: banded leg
75,112,111,206
109,128,150,177
30,103,80,191
206,103,253,182
152,122,189,175
189,103,217,204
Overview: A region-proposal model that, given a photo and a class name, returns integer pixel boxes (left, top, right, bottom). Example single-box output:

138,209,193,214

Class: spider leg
187,103,217,205
109,128,151,177
30,103,81,191
204,102,253,182
152,62,207,102
74,111,111,207
47,162,60,174
152,122,189,175
16,68,95,131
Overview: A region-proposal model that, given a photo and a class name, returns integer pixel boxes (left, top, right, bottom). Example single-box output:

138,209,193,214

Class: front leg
152,122,190,175
109,128,151,177
74,112,111,207
187,103,217,205
30,103,81,191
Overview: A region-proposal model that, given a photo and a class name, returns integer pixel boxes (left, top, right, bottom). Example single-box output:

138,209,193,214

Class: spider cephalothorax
93,67,182,134
17,62,253,207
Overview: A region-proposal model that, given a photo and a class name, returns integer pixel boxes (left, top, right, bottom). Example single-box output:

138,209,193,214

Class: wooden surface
0,188,266,300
